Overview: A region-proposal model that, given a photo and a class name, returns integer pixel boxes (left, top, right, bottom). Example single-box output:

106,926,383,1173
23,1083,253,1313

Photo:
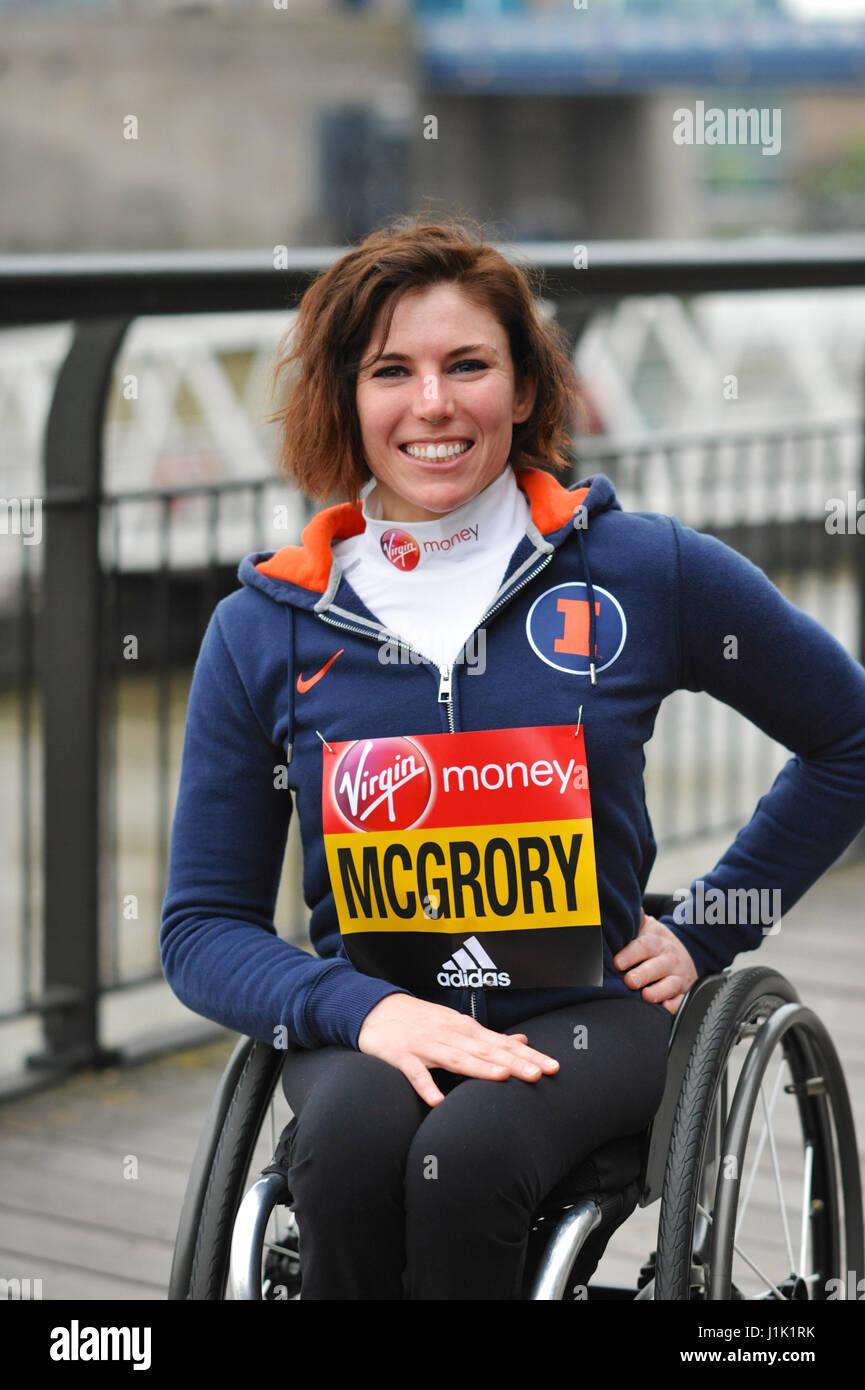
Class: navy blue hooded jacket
160,467,865,1049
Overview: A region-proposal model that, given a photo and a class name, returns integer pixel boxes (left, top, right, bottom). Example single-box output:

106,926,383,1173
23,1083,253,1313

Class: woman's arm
160,604,410,1049
654,517,865,977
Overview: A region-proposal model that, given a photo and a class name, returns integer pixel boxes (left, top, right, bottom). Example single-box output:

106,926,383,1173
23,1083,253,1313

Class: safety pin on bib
316,729,334,754
575,704,583,738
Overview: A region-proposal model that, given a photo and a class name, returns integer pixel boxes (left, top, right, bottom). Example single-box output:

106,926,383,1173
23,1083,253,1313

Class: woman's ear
513,369,538,425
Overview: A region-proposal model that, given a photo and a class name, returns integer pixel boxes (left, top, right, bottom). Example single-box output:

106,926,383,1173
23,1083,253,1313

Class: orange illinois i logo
526,583,626,676
553,596,600,656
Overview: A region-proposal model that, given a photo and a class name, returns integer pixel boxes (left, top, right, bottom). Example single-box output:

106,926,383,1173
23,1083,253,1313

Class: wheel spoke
697,1201,789,1300
798,1143,814,1280
761,1074,796,1273
735,1053,787,1238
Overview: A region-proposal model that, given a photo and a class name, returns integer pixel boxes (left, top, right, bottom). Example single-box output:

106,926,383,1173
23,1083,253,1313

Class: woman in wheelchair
161,214,865,1300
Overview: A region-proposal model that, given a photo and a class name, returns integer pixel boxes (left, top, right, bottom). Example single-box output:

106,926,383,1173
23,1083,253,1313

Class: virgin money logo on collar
380,528,420,571
423,523,479,554
526,582,627,676
333,736,432,831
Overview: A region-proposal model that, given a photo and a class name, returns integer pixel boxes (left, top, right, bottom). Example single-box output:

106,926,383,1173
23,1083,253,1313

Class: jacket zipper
316,610,453,716
458,550,554,1023
316,550,553,736
436,663,455,732
315,549,554,1022
473,551,553,631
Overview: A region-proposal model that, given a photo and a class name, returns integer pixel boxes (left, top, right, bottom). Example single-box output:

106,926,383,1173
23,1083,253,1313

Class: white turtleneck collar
340,464,528,579
330,465,531,670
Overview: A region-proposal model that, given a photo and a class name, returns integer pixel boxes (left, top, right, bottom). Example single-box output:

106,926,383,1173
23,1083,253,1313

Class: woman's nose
414,373,454,417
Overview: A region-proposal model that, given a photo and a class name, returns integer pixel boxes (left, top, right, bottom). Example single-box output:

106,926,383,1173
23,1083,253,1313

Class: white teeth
403,441,472,460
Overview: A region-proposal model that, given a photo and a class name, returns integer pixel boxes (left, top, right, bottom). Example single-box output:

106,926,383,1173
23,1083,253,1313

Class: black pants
280,996,673,1300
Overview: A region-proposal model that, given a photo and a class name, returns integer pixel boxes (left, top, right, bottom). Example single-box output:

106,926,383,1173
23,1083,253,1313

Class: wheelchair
168,894,863,1301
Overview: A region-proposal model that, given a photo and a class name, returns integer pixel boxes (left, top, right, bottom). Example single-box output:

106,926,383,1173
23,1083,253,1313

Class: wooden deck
0,1038,235,1300
1,859,863,1301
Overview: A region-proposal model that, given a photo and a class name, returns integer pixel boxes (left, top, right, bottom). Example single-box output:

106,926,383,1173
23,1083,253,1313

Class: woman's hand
357,993,560,1107
613,910,698,1016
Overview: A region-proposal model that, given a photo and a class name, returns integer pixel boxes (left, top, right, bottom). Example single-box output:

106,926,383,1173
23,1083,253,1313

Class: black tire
655,967,863,1301
172,1038,285,1300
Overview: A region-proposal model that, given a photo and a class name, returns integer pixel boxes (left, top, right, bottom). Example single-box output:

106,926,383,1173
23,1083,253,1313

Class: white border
525,581,627,676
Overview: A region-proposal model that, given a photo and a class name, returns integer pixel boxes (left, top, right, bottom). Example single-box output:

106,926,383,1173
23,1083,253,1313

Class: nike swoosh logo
296,648,344,693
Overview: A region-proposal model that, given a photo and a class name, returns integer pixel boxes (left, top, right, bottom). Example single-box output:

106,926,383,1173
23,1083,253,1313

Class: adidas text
437,968,511,988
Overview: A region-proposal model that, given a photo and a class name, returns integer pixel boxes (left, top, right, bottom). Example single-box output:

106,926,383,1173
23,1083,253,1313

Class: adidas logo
436,936,511,989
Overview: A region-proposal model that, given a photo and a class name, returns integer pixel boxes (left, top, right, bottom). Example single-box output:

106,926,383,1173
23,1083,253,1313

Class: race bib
321,724,603,993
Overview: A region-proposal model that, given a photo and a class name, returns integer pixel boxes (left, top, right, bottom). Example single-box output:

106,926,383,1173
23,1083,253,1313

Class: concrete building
0,0,863,250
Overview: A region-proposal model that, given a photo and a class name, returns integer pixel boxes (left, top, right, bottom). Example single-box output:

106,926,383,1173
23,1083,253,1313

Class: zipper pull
438,665,453,704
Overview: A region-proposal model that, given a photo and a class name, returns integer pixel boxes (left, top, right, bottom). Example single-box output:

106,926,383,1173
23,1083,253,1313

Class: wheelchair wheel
169,1037,295,1300
654,967,863,1301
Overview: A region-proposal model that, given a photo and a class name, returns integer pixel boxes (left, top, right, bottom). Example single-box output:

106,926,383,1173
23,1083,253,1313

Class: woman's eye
371,359,487,379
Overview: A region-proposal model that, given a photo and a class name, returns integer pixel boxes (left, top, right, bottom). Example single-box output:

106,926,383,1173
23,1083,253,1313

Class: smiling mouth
399,440,475,461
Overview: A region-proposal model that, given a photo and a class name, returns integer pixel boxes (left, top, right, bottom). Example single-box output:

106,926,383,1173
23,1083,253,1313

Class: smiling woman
352,282,537,523
162,212,865,1301
265,212,583,505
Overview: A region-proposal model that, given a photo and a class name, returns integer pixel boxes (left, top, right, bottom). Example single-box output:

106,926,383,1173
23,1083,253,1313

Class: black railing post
860,367,865,670
28,318,132,1075
847,366,865,867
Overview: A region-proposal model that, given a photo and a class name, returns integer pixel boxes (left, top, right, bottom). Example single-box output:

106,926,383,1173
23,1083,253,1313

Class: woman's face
354,282,537,523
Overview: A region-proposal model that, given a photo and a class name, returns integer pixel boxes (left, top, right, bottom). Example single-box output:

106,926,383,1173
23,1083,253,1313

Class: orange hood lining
254,466,588,595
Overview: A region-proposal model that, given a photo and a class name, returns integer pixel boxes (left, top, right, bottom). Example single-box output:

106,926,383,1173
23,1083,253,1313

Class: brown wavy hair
265,211,584,504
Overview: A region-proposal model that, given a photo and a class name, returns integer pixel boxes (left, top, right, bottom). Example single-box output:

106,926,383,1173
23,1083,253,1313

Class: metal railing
2,236,865,1086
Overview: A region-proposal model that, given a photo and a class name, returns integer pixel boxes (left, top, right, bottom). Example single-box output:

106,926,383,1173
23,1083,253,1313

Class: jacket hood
237,469,620,764
237,468,620,608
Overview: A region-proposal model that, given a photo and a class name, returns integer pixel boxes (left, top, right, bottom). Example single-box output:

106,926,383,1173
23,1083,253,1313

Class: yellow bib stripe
325,818,600,935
